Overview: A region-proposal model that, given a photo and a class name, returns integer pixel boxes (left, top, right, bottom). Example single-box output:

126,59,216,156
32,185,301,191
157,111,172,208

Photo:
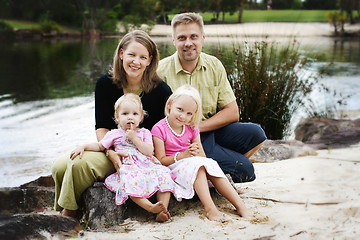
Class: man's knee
232,161,256,183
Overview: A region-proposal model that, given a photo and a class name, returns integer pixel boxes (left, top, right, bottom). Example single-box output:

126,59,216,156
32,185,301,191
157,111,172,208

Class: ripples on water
0,96,96,187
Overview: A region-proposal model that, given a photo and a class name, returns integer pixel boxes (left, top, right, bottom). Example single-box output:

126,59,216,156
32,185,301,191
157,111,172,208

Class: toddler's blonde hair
114,93,146,126
165,85,202,127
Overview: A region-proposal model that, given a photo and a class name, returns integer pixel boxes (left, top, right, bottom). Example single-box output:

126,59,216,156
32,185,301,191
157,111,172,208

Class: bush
120,15,155,34
0,20,14,36
216,40,322,139
38,20,62,34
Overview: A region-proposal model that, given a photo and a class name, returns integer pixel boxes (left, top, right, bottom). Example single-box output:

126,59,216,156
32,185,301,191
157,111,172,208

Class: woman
52,30,172,219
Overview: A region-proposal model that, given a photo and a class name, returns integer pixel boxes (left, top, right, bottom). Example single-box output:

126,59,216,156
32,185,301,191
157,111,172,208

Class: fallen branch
248,196,341,205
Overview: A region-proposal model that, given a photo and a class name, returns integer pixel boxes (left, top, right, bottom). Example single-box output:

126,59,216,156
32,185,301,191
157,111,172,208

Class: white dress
168,156,226,201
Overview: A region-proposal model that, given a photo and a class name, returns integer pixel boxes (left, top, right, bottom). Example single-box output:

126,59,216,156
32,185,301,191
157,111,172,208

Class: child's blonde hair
165,85,202,127
114,93,146,126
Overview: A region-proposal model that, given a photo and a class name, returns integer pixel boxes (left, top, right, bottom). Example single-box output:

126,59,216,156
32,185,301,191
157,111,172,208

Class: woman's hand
70,146,85,160
108,150,128,173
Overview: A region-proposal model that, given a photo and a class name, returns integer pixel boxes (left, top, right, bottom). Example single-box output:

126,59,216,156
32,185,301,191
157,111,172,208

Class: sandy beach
74,145,360,240
150,22,360,37
66,23,360,240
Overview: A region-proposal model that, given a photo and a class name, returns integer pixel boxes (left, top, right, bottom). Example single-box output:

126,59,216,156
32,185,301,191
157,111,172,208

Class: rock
294,118,360,149
0,176,54,215
250,139,317,163
0,213,81,240
83,182,222,229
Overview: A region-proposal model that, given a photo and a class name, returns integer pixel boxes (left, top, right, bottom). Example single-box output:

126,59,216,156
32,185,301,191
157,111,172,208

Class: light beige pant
51,151,115,211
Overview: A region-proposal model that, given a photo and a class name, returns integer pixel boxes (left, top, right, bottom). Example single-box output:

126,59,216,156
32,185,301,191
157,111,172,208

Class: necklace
165,117,185,137
125,85,143,96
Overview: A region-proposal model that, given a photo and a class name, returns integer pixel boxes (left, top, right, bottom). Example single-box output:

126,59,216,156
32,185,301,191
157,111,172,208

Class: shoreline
150,22,360,38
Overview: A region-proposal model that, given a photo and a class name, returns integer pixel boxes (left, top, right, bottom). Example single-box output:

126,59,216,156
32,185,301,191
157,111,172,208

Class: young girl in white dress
70,93,174,222
151,85,250,222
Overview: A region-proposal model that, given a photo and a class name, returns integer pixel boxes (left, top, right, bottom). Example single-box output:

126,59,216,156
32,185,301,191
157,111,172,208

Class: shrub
38,20,62,34
0,20,14,36
216,40,322,139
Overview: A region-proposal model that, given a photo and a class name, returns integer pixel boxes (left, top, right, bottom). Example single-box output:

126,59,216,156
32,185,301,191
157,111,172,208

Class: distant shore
150,22,360,38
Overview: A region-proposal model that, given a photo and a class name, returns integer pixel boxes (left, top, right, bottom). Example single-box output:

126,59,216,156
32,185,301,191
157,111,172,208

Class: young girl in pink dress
70,93,174,222
151,85,250,222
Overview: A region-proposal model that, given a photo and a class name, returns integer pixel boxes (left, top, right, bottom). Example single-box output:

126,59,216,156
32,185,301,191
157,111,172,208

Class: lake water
0,36,359,187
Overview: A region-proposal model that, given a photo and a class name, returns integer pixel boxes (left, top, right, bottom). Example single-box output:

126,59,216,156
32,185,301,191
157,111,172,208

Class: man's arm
198,100,239,133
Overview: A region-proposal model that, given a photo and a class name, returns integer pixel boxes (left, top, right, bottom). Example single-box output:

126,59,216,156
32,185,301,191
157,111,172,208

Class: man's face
173,22,205,63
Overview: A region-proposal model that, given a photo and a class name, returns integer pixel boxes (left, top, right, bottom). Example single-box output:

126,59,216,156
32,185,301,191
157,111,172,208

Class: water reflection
0,36,359,187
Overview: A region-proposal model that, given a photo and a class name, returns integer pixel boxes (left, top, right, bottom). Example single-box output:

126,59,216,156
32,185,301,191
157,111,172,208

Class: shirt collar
174,52,206,74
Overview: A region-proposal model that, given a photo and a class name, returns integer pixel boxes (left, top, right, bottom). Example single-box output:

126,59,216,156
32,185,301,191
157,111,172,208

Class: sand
75,145,360,240
65,23,360,239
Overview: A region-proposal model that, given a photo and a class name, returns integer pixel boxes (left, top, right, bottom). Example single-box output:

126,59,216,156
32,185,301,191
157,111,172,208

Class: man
157,12,266,183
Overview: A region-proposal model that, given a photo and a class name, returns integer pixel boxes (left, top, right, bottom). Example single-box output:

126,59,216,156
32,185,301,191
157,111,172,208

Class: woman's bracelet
174,152,180,162
105,149,112,157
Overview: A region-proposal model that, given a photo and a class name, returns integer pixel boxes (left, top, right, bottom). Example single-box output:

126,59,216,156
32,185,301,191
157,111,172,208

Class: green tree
302,0,337,9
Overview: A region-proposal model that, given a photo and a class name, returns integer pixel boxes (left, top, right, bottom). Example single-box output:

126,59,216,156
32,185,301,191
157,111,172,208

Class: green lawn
172,10,358,23
2,19,40,29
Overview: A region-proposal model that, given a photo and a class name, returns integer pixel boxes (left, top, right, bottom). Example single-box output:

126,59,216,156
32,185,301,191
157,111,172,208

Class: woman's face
120,41,152,81
115,100,142,130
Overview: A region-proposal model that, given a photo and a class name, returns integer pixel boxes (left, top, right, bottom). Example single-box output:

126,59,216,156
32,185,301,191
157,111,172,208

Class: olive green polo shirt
157,52,236,120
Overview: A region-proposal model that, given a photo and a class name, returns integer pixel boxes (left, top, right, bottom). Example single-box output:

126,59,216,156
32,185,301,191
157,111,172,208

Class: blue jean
200,122,266,183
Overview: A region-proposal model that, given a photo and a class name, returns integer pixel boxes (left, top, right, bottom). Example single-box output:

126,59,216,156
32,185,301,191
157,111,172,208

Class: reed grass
215,40,323,139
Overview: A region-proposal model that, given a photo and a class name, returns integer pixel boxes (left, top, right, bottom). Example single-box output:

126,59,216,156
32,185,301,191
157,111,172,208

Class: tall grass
215,40,323,139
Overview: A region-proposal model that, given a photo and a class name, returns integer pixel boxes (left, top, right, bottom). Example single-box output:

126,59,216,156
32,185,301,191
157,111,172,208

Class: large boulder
0,176,55,215
250,139,317,163
82,182,220,229
0,213,81,240
294,118,360,149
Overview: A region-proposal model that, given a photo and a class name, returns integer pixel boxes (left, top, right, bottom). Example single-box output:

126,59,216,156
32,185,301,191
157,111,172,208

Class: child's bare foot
155,209,171,222
206,209,229,223
148,201,166,213
237,207,252,219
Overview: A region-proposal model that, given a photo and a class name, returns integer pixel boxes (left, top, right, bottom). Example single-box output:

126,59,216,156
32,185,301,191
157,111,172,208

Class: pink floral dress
102,128,174,205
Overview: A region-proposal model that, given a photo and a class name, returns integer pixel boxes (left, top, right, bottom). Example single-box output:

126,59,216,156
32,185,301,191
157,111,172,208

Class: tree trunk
238,0,245,23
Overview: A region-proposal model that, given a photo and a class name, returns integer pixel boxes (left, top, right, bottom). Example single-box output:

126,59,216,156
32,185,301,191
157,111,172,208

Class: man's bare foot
155,209,171,222
148,201,166,213
206,209,229,223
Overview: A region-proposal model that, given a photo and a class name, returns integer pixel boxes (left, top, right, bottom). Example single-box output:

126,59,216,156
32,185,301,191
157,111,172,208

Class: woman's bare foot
61,209,78,219
206,209,229,223
148,201,166,213
155,209,171,222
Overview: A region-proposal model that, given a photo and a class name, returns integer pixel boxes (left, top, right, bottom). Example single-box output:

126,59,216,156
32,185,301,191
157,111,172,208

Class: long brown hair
110,30,162,93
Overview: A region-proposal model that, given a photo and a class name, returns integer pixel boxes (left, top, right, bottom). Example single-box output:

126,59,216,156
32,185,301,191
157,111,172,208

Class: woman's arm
96,128,127,172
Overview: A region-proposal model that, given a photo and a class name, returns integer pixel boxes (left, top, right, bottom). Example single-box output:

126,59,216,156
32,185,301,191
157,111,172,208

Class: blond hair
171,12,204,38
165,85,202,127
114,93,146,126
110,30,162,93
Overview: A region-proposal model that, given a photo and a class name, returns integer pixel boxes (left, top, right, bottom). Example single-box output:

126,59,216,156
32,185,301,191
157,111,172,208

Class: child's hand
126,123,137,141
188,143,201,156
70,146,85,160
